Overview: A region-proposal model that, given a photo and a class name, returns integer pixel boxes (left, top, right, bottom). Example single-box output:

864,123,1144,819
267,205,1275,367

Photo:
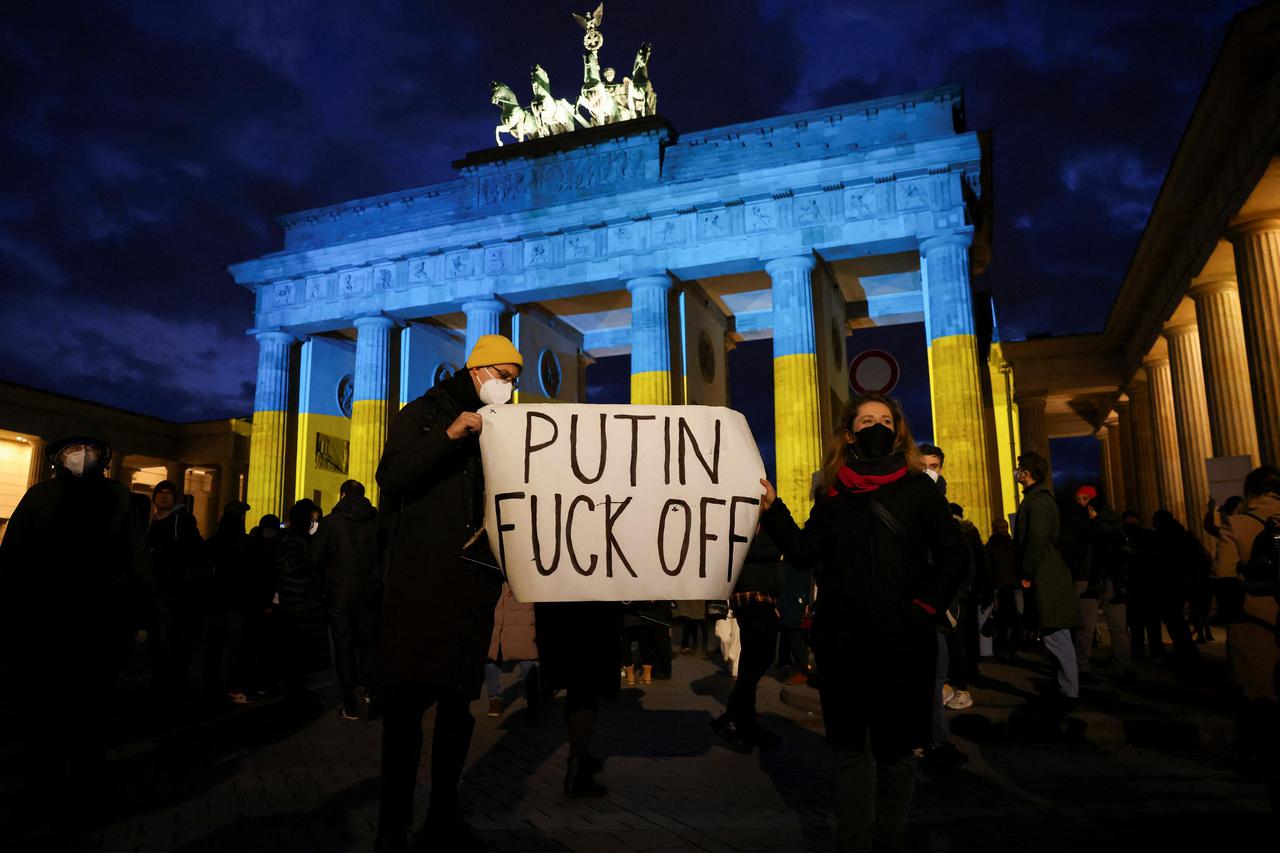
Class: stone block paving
2,640,1274,852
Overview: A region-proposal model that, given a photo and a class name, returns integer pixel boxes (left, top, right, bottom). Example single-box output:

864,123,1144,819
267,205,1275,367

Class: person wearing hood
146,477,206,702
0,420,133,830
368,334,520,852
1013,452,1079,711
308,479,382,720
759,393,968,853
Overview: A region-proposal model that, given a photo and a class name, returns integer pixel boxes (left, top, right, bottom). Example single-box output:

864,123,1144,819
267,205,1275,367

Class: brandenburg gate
230,12,1004,531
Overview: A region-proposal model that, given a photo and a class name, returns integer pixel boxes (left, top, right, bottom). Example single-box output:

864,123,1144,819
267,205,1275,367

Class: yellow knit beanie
465,334,523,368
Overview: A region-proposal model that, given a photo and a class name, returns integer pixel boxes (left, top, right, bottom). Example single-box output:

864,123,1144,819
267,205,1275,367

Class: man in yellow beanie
366,333,520,851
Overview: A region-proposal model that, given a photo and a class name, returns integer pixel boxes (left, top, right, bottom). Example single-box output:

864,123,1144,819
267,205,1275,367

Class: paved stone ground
2,638,1275,852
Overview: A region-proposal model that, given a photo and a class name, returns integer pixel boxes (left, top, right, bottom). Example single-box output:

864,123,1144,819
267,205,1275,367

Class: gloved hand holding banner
479,404,767,602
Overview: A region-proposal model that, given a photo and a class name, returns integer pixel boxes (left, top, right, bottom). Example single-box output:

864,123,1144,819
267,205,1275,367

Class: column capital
763,255,816,277
353,313,396,331
251,328,297,346
1226,212,1280,240
461,298,506,316
1161,320,1198,341
1014,391,1047,407
1188,274,1238,299
1141,354,1169,369
918,229,974,257
625,273,675,293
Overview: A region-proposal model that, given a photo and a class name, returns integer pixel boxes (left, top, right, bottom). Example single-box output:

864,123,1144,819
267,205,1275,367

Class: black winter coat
734,530,784,597
371,371,503,695
308,493,382,607
0,468,133,669
147,507,205,594
761,469,968,757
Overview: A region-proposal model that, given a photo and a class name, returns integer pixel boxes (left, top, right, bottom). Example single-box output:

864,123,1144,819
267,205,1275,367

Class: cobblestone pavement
2,639,1274,852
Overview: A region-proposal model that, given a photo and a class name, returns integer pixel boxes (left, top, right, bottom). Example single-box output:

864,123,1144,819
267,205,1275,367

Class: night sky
1,0,1256,484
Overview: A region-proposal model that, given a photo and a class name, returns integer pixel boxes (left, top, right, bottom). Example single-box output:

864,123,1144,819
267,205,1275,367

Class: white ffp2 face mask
63,449,88,477
477,368,513,406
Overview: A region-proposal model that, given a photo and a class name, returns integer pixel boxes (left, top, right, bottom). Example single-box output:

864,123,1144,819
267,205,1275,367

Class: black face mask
852,423,897,459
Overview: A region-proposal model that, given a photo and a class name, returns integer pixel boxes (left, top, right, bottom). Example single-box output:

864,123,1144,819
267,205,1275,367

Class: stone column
247,329,295,520
25,437,48,487
1104,416,1126,511
767,256,824,521
1226,216,1280,465
164,462,189,492
1126,376,1162,524
1189,275,1259,464
462,299,505,361
1114,400,1140,514
1016,394,1050,466
350,315,395,507
1163,322,1214,541
1144,356,1186,524
921,231,994,535
1097,426,1115,504
627,274,676,405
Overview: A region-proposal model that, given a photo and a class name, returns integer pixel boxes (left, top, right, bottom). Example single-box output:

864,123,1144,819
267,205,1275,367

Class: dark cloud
0,0,1256,422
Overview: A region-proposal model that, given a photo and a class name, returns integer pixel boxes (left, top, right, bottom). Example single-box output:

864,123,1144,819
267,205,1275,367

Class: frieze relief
844,187,877,220
793,195,825,225
373,264,396,291
475,147,648,208
271,281,296,308
446,250,475,279
337,268,371,297
652,216,686,247
746,201,776,233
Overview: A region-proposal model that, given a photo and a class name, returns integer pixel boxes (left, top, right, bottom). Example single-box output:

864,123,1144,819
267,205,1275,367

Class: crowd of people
1,330,1277,852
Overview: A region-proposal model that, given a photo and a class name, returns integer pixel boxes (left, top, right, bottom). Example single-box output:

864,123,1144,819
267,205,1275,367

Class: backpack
1241,514,1280,590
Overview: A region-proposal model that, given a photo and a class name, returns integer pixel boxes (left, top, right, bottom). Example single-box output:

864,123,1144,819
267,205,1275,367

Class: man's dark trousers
378,681,475,837
329,596,379,715
727,600,780,723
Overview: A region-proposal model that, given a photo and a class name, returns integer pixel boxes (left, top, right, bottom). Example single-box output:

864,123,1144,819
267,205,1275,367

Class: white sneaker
946,689,974,710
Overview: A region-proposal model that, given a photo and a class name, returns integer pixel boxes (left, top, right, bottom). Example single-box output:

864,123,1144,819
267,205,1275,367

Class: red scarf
828,463,907,496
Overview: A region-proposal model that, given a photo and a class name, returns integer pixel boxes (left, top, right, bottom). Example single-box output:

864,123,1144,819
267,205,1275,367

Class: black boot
564,756,608,798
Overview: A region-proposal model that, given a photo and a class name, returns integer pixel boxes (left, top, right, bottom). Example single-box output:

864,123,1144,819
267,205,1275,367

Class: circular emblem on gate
698,330,716,383
848,349,900,396
538,349,562,398
337,374,355,418
432,362,457,388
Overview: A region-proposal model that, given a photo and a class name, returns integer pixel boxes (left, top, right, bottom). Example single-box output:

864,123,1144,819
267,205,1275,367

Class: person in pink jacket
484,582,539,717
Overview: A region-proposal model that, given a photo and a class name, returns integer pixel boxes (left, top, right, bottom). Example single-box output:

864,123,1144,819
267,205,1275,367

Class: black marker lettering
566,495,598,575
679,417,721,485
570,413,608,484
493,491,526,573
523,412,559,484
530,493,562,576
727,495,760,583
663,416,671,485
698,496,726,578
612,414,656,487
604,495,636,577
658,499,692,576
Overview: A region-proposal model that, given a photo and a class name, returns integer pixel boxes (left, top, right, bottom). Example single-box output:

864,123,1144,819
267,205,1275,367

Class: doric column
462,299,504,360
767,256,824,521
1144,356,1186,524
921,231,994,535
1114,400,1140,513
1104,416,1126,511
1189,275,1259,463
247,329,295,519
25,437,48,487
1097,426,1115,504
1126,376,1162,524
626,274,676,405
1016,393,1050,466
1226,216,1280,464
1163,322,1213,540
351,315,395,507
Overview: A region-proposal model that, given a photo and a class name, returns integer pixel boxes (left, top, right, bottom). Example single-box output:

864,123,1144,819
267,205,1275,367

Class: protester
204,500,253,704
1212,465,1279,703
241,513,282,700
777,559,814,682
712,527,784,752
1013,452,1079,711
949,501,989,704
1123,510,1164,659
367,334,519,851
273,498,326,705
1203,495,1243,540
1211,466,1280,789
621,601,667,685
673,600,707,653
985,518,1022,660
485,582,539,718
147,478,206,702
760,393,968,852
1150,509,1207,680
1073,491,1133,684
0,421,133,831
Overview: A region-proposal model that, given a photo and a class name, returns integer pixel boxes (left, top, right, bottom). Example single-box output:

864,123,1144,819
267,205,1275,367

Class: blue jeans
485,659,536,699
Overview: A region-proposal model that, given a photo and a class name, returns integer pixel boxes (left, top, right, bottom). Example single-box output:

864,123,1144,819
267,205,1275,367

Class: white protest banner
479,404,767,602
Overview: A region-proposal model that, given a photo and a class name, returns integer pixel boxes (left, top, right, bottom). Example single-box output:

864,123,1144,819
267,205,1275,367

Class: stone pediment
452,115,675,214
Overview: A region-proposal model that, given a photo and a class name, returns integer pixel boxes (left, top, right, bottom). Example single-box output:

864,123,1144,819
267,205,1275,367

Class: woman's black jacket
760,469,968,756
